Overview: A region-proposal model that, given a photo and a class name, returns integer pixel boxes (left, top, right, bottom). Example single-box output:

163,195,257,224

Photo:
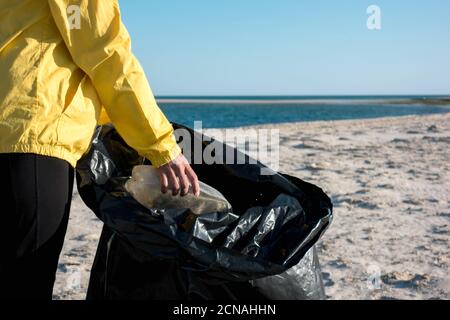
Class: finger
185,166,200,197
159,171,169,194
175,166,190,196
167,167,180,196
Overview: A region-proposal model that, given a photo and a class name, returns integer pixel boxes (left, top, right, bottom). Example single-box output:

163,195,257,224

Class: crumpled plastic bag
252,246,326,300
76,123,333,299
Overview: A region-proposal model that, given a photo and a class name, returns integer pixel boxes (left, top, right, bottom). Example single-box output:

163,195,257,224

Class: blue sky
119,0,450,96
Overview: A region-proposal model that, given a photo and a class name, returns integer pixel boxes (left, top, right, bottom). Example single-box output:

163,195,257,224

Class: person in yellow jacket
0,0,200,300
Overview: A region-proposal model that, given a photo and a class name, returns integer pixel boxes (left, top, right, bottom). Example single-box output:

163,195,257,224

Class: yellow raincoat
0,0,181,168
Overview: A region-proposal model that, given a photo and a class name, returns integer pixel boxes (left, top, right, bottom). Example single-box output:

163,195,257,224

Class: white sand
54,112,450,300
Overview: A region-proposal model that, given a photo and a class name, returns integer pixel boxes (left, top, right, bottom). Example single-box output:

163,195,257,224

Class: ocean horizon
156,95,450,128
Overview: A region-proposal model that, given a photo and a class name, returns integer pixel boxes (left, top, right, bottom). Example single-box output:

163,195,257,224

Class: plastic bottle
125,165,232,215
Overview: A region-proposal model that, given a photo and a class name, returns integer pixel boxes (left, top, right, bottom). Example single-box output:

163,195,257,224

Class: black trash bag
76,123,333,300
251,246,325,300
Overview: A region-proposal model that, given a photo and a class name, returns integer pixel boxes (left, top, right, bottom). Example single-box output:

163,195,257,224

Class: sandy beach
53,112,450,300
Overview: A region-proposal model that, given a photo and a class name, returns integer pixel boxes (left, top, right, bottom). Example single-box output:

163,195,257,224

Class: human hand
156,154,200,197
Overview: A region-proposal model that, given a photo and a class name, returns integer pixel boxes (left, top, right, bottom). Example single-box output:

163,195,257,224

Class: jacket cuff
144,143,182,168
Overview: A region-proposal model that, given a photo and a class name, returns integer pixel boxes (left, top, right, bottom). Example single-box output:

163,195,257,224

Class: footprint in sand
403,198,422,206
431,225,450,236
380,296,400,300
377,183,394,189
436,212,450,219
386,161,402,169
57,261,80,273
423,136,450,143
321,272,335,287
300,162,328,171
58,264,68,273
427,125,439,133
391,138,410,144
352,199,380,210
425,173,441,181
294,143,328,151
328,258,350,269
381,271,432,289
70,234,87,241
405,207,423,215
431,238,447,245
66,246,89,258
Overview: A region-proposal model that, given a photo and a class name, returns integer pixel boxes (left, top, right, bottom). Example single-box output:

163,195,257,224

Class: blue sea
157,96,450,128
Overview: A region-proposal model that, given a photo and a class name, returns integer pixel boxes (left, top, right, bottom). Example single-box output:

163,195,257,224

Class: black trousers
0,153,74,300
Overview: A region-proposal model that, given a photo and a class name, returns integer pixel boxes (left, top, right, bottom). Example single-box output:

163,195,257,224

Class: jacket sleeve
48,0,181,167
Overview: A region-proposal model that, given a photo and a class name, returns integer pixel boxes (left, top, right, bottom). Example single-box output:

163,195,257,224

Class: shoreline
157,97,450,105
233,110,450,130
201,111,450,131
